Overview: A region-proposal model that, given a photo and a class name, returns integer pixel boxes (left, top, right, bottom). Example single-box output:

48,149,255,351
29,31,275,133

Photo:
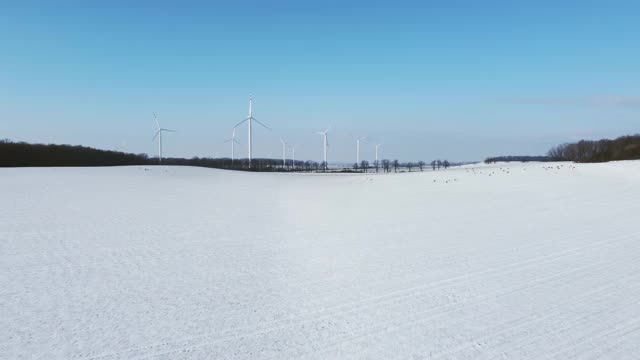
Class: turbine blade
234,117,249,128
153,113,160,129
252,117,270,130
152,129,161,141
163,129,177,133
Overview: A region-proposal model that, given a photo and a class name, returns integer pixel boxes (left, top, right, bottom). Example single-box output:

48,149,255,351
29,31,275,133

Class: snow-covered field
2,161,640,359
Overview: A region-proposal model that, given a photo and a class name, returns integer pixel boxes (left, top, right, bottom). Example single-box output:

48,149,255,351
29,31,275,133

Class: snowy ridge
2,162,640,359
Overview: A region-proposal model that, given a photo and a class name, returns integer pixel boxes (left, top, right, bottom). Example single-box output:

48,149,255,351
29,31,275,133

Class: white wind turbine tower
152,113,176,164
234,95,269,168
315,128,330,171
290,144,296,168
356,136,366,164
280,138,287,167
224,127,241,163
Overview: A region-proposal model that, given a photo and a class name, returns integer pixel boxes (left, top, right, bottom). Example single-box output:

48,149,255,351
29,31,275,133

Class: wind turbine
234,95,269,168
356,136,366,164
152,113,176,164
290,144,296,169
224,127,241,163
280,138,287,167
315,128,330,171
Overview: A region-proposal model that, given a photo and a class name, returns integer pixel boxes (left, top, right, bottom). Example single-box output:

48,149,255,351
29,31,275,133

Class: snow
2,161,640,359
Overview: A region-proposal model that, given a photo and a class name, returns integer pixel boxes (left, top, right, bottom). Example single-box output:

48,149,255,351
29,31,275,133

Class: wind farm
3,2,640,360
210,97,418,172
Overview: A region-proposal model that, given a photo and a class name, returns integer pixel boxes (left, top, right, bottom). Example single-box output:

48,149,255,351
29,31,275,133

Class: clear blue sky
2,0,639,162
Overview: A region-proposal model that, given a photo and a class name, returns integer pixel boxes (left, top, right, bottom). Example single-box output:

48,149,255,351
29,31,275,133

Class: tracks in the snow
83,231,640,359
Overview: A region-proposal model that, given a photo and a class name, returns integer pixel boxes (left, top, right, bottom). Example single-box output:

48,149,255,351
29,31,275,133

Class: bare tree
431,160,436,171
418,161,425,171
392,159,399,173
382,159,391,173
407,162,413,172
443,160,450,169
360,160,369,173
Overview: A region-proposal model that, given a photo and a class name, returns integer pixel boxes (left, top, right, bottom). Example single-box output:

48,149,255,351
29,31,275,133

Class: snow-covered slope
2,162,640,359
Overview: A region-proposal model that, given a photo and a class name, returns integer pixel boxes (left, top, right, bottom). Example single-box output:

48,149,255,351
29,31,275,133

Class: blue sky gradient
2,0,639,162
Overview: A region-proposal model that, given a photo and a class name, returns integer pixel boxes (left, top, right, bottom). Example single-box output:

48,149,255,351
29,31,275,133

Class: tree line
547,134,640,163
485,134,640,164
0,140,453,173
353,159,451,173
0,140,293,171
485,156,554,163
